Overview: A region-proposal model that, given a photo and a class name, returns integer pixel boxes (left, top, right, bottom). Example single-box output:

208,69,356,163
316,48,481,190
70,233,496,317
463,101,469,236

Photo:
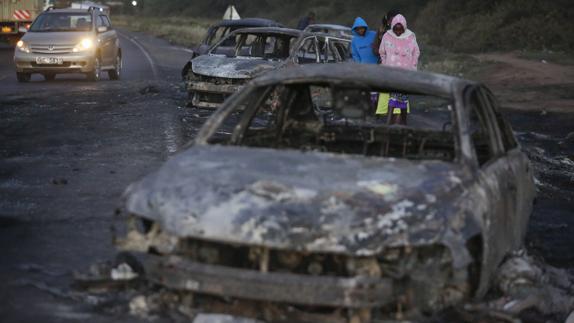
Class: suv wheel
87,57,101,82
43,73,56,81
16,72,31,83
108,54,122,80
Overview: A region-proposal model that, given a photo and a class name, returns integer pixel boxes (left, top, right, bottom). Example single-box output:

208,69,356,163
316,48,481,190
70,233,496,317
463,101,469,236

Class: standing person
371,9,400,58
297,12,316,30
351,17,379,64
378,14,420,125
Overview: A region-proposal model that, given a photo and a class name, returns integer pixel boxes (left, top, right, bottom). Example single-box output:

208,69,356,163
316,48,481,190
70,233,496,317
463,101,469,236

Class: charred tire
16,72,31,83
108,53,122,80
43,73,56,81
86,56,102,82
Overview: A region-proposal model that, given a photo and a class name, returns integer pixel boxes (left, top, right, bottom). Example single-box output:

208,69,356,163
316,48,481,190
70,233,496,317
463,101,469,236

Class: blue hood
352,17,369,33
351,17,378,64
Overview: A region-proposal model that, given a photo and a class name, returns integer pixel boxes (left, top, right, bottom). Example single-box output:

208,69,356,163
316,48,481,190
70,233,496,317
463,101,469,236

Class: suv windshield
211,32,297,60
30,13,92,32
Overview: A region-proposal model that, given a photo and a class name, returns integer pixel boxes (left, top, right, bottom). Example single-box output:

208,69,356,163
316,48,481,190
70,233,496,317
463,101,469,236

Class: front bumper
14,50,96,74
188,81,244,109
142,254,394,308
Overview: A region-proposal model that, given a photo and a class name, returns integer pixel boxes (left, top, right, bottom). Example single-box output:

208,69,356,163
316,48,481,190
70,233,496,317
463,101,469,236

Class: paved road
0,30,211,323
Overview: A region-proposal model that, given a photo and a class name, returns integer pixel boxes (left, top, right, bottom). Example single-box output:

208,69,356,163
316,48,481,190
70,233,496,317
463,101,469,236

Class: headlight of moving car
73,38,93,52
16,40,30,53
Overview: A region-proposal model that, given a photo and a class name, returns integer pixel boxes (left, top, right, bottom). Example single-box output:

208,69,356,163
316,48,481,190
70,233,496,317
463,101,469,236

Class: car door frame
292,35,320,64
463,85,517,297
479,86,535,246
95,14,114,66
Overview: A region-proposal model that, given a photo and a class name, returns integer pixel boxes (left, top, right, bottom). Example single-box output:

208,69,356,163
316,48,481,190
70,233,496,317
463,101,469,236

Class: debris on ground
140,85,161,95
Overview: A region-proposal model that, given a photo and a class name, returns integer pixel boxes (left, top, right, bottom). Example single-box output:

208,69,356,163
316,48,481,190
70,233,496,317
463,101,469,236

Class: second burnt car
183,27,351,109
116,65,535,322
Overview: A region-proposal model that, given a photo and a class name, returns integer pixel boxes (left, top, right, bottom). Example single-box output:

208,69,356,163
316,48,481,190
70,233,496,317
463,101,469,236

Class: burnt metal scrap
111,64,538,322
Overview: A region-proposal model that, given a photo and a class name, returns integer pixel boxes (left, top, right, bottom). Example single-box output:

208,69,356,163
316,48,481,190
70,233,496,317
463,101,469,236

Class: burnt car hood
124,145,477,258
191,55,282,79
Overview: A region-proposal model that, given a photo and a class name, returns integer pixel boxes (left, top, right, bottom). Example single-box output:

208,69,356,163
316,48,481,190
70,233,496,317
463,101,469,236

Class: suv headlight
73,38,94,52
16,40,30,53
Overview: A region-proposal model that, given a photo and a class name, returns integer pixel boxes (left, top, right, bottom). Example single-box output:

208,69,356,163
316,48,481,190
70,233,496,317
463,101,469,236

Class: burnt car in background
181,18,283,78
116,65,535,322
184,27,351,109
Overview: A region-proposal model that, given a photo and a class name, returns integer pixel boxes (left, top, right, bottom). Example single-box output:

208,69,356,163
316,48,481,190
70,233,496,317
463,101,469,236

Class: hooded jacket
351,17,379,64
379,14,420,70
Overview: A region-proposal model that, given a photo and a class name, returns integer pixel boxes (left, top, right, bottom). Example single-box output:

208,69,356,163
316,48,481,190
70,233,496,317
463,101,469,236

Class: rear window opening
207,83,457,162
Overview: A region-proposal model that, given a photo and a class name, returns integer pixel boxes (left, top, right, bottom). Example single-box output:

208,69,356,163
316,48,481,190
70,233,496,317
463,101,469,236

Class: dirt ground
475,52,574,113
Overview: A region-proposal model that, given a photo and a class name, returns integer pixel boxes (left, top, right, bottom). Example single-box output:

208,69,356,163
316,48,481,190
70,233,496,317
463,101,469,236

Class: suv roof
43,8,102,14
215,18,284,28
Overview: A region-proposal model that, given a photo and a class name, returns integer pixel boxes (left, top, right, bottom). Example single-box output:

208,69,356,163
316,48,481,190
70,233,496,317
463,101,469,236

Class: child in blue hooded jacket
351,17,379,64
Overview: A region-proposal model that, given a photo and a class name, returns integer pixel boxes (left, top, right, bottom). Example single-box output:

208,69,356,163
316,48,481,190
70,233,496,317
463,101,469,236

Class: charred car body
181,18,284,78
184,27,351,109
117,65,535,322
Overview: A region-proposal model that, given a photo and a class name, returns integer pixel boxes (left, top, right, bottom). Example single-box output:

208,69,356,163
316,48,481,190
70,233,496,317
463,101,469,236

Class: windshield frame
196,81,463,163
209,31,298,60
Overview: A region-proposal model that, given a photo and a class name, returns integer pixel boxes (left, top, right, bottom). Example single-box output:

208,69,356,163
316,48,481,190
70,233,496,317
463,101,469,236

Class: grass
112,15,215,48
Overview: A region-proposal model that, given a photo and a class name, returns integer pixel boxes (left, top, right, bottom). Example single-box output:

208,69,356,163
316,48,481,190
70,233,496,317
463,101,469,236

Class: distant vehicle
13,7,121,82
184,27,352,109
0,0,68,45
303,24,353,38
117,64,535,322
180,18,284,78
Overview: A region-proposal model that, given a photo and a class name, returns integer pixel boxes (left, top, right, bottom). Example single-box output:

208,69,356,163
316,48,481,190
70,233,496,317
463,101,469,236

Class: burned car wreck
116,65,536,322
180,18,284,78
184,27,351,109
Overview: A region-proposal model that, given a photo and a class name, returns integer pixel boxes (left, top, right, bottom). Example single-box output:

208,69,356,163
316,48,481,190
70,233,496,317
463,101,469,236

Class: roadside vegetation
129,0,573,53
112,15,214,48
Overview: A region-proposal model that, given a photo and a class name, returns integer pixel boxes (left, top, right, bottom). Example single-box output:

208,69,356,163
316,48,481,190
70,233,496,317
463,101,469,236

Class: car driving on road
184,27,351,109
116,64,535,322
13,7,121,82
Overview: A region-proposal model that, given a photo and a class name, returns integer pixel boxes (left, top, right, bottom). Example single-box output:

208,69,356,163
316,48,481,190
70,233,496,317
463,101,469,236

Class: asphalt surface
0,30,213,323
1,29,573,323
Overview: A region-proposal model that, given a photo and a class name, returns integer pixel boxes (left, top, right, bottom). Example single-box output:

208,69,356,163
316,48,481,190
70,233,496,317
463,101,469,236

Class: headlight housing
16,40,30,53
73,38,94,52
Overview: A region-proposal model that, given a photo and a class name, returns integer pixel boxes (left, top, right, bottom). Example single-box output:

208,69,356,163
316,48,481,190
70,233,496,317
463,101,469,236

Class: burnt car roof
226,27,302,37
251,63,476,98
214,18,284,28
305,24,352,31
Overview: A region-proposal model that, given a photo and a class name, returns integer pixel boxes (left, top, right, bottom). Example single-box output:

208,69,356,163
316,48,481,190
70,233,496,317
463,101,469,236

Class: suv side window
466,87,501,166
101,15,112,28
296,37,318,64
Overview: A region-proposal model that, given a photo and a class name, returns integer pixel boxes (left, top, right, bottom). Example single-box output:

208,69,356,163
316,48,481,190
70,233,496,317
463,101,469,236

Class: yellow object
375,92,410,115
1,26,12,33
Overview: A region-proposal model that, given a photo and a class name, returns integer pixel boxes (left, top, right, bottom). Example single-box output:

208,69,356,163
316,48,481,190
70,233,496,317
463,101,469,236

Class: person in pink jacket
378,14,420,125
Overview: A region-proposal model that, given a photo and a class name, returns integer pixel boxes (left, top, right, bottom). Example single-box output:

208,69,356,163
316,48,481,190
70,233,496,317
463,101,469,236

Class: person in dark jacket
372,9,400,58
351,17,378,64
297,12,316,30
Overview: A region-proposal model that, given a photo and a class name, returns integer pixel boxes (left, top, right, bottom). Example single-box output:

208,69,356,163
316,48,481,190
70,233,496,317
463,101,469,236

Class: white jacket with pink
379,14,420,70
